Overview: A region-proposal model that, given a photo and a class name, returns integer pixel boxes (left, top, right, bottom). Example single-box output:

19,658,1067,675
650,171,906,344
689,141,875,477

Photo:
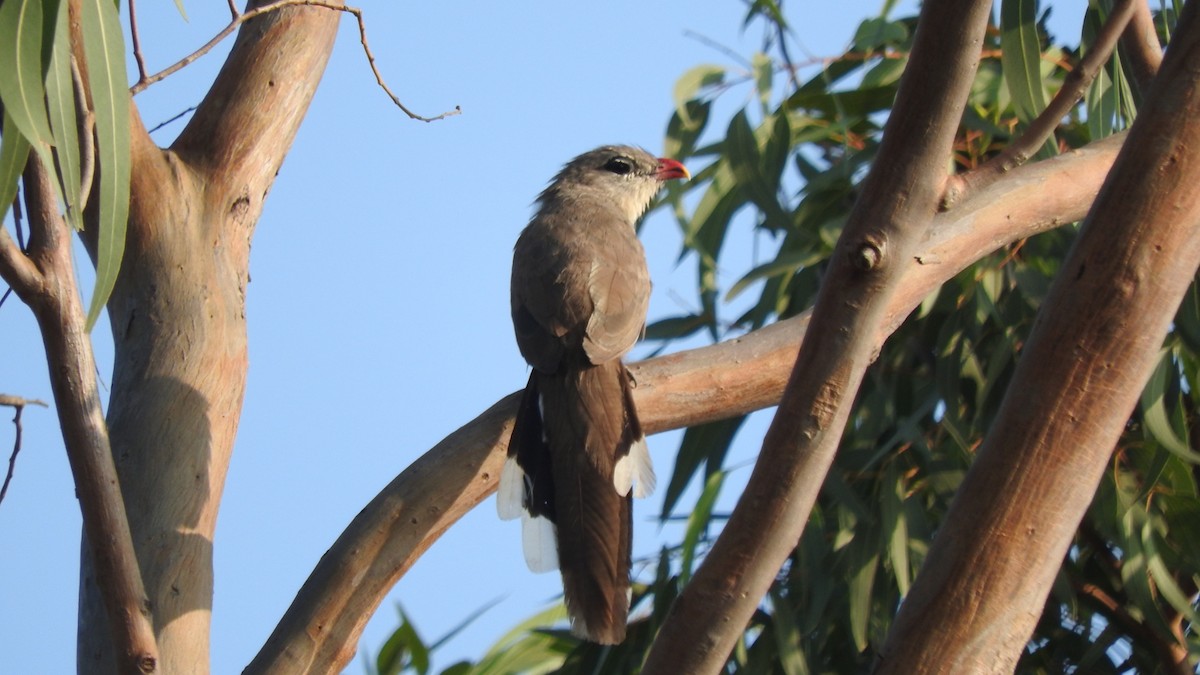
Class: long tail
498,361,653,644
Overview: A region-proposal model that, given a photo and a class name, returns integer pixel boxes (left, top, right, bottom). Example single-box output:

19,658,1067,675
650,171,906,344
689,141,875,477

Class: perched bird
498,145,689,644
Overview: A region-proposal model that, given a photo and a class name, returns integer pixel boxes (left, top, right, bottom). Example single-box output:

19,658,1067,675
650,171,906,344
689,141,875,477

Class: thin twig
773,14,801,91
130,0,461,122
942,0,1138,208
128,0,149,88
0,395,48,507
147,106,197,134
682,29,754,69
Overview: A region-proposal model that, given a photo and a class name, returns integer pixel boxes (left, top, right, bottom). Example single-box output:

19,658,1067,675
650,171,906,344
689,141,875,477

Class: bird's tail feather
540,360,642,645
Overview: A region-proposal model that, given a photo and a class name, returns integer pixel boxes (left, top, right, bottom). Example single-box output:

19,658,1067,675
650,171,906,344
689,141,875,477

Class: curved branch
245,129,1124,675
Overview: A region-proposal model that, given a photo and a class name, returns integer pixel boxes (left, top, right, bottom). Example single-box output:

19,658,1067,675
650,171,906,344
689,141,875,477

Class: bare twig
147,106,197,134
0,395,48,507
942,0,1138,208
128,0,149,88
130,0,461,122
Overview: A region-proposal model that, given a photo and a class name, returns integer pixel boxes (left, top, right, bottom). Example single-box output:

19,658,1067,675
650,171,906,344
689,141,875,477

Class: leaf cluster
0,0,130,329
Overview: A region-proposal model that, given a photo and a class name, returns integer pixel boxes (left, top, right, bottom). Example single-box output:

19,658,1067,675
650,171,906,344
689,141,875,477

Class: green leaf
1000,0,1049,124
767,587,809,675
860,56,907,89
673,65,725,125
0,0,55,151
80,0,131,331
173,0,189,21
1142,518,1200,627
726,248,825,303
852,17,908,51
643,313,711,342
375,605,430,675
664,99,711,161
845,523,879,652
660,416,743,519
0,110,32,224
881,462,911,597
467,604,571,675
680,471,725,586
1140,349,1200,463
44,0,81,230
752,52,773,111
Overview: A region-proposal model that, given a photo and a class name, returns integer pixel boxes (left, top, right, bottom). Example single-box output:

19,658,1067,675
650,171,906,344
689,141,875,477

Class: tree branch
1120,0,1163,94
0,394,48,507
131,0,459,123
878,2,1200,670
244,127,1125,675
643,1,994,671
943,0,1137,207
18,156,160,674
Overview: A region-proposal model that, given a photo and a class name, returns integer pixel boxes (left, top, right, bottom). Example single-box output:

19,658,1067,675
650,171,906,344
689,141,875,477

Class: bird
497,145,689,644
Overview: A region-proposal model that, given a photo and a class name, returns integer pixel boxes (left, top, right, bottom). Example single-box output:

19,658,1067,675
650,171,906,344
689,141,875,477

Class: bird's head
538,145,690,223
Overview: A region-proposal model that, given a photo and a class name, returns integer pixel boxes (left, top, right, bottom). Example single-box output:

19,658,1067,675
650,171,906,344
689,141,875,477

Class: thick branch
643,1,994,671
171,0,341,205
878,2,1200,671
245,127,1124,675
76,2,343,671
20,157,159,673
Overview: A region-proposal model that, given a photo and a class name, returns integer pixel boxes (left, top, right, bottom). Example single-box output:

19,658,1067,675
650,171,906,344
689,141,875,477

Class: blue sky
0,2,1088,672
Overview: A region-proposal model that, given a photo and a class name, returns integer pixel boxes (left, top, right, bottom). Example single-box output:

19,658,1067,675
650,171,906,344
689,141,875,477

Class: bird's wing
511,219,586,373
582,225,650,365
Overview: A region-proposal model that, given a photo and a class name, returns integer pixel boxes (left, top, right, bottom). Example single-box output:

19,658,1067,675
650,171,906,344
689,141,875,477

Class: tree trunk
75,5,340,672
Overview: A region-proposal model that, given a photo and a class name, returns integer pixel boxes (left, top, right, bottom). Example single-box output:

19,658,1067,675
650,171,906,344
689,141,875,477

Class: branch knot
851,239,885,271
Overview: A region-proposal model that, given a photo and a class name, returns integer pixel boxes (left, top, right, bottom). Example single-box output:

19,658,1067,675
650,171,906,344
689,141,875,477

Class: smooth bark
641,1,994,672
74,3,342,673
877,2,1200,671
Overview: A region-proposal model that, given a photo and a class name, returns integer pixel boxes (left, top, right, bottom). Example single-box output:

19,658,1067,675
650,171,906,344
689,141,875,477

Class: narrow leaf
45,0,81,230
660,416,743,519
80,0,131,331
0,0,55,149
681,471,725,586
1141,349,1200,463
1000,0,1049,124
0,111,32,224
672,65,724,125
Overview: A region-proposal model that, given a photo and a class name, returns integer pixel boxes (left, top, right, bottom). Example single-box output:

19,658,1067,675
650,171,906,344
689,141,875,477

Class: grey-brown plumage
498,146,688,644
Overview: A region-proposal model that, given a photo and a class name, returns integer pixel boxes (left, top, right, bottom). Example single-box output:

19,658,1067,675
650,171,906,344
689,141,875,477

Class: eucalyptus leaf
80,0,131,331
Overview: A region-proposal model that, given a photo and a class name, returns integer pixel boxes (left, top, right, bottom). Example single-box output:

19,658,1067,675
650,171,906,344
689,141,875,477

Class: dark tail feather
539,360,639,644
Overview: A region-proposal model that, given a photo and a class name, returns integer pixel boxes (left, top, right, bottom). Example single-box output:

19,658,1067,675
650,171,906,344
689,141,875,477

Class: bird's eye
603,157,634,175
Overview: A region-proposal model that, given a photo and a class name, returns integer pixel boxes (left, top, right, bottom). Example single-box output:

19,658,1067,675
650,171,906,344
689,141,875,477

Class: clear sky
0,2,1086,673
